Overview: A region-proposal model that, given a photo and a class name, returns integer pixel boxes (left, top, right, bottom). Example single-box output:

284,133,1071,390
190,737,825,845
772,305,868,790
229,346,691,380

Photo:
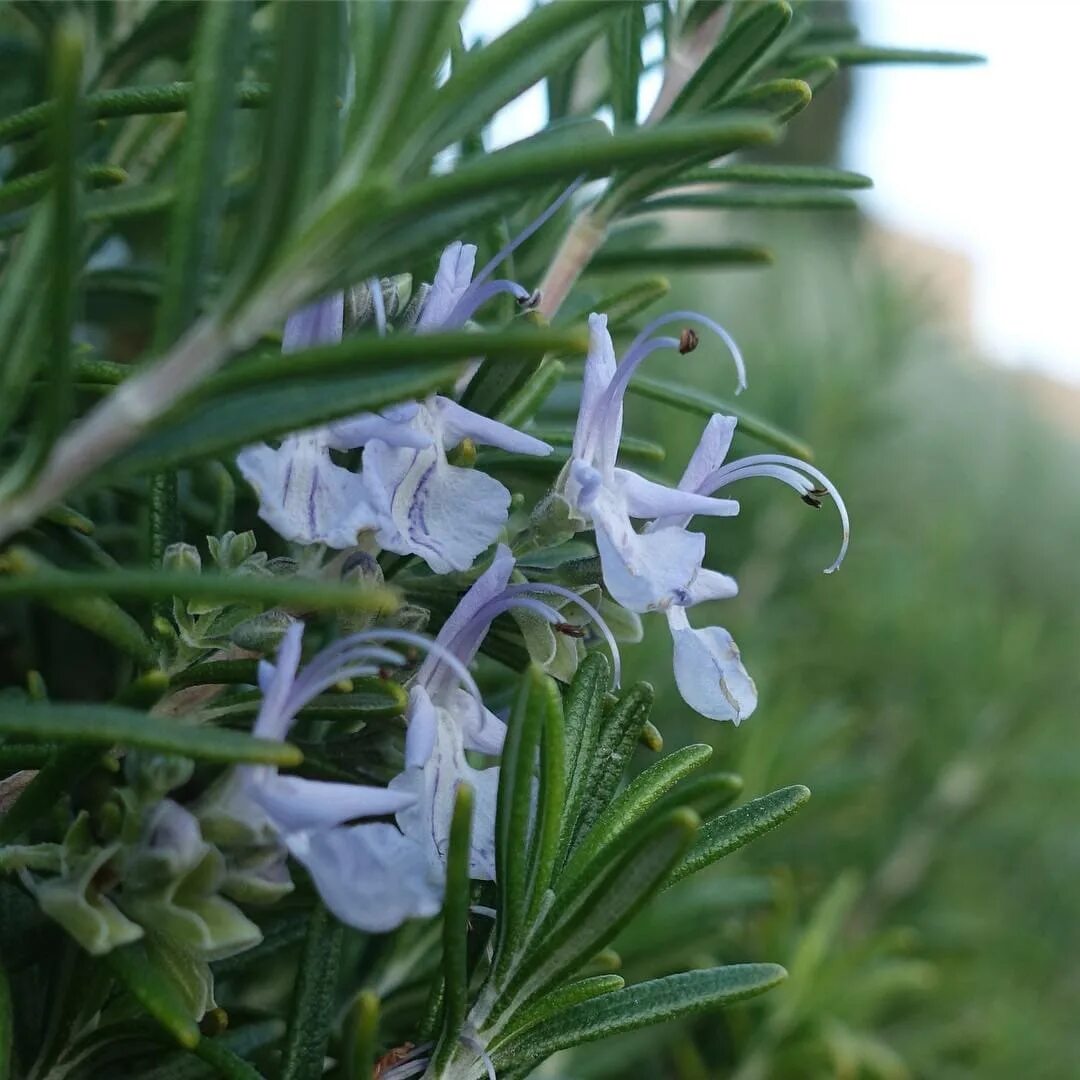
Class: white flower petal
369,440,512,573
615,468,739,521
324,407,432,452
592,496,706,612
434,396,552,457
253,774,415,833
288,823,440,932
680,414,737,494
253,621,304,740
682,567,739,605
282,294,344,352
237,435,378,548
405,685,439,768
418,242,477,330
573,313,620,462
667,607,757,723
446,686,507,756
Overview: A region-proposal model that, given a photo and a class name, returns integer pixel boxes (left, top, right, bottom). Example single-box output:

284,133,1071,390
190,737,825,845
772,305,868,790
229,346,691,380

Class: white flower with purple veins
561,311,747,613
236,293,429,549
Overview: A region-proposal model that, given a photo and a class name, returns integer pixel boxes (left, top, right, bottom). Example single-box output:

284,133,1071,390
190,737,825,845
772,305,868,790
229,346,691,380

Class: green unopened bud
528,492,580,549
163,542,201,576
125,750,195,802
207,530,258,571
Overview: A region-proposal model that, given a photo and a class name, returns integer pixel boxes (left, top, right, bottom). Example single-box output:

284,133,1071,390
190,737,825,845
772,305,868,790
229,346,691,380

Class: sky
462,1,1080,385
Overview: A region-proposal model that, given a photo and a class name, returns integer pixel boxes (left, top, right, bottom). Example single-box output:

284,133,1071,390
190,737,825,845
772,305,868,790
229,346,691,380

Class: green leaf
339,0,466,176
280,903,344,1080
108,364,462,480
666,784,812,888
725,76,812,123
457,314,560,422
0,81,270,146
678,163,872,188
0,956,11,1080
431,784,474,1071
0,210,49,439
557,277,672,330
558,654,612,863
786,43,985,65
524,676,566,923
201,326,589,401
668,1,793,114
629,189,857,213
497,975,624,1046
224,5,343,310
607,4,646,130
627,374,814,461
493,666,550,973
0,165,125,214
0,703,302,766
499,808,699,1022
526,429,666,465
496,964,787,1072
133,1021,283,1080
566,682,655,853
0,547,154,666
107,942,202,1050
279,116,779,294
588,244,773,272
154,2,252,351
0,563,397,617
558,744,713,895
498,359,566,429
344,991,379,1080
403,2,613,163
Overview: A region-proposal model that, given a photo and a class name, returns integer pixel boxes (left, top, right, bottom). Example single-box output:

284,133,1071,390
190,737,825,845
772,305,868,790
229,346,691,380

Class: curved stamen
471,177,584,288
272,630,486,736
444,278,530,329
624,310,746,392
369,276,386,337
706,454,849,573
593,336,679,470
502,582,622,687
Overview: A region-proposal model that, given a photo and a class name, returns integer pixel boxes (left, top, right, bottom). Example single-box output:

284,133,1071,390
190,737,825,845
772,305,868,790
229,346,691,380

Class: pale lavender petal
445,686,507,757
573,313,619,461
681,414,737,494
615,468,739,521
288,823,440,932
681,567,740,606
324,407,431,452
253,621,304,740
434,396,552,456
372,447,512,574
592,498,706,613
405,685,439,768
666,607,757,723
283,293,344,352
417,242,477,330
253,774,415,832
416,544,516,692
237,435,379,548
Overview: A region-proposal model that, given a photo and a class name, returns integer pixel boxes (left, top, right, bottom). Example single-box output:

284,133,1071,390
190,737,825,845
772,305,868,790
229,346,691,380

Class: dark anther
518,287,542,309
801,492,824,508
678,328,699,354
554,622,586,638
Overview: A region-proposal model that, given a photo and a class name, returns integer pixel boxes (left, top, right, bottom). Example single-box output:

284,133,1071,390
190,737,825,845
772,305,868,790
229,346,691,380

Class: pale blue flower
561,311,745,613
236,294,429,548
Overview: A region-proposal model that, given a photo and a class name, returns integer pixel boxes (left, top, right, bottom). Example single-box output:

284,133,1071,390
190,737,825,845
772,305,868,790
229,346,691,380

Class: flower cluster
218,203,848,932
